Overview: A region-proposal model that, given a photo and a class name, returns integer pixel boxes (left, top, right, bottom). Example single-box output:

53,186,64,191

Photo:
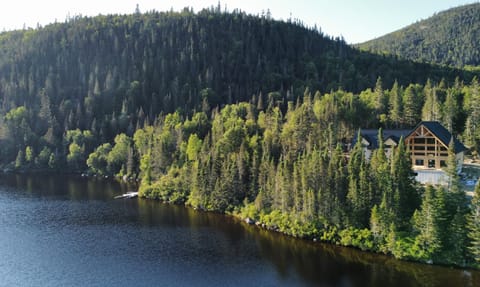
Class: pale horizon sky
0,0,477,43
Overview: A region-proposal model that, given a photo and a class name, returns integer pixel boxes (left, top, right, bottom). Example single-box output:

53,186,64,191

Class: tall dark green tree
468,183,480,265
347,132,372,228
388,81,403,128
412,185,446,262
390,138,419,225
403,84,421,127
422,80,442,121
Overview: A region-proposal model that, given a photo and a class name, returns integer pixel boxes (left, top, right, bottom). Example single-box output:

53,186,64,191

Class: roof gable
406,121,467,153
354,129,411,149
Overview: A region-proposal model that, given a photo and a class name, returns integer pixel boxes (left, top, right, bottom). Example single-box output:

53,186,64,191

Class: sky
0,0,477,43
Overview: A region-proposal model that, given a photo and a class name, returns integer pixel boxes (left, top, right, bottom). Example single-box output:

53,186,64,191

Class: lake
0,174,478,287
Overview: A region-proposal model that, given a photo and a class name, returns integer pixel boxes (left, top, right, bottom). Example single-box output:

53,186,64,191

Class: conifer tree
370,129,390,205
347,132,372,228
370,194,393,252
445,137,468,215
422,80,442,121
464,77,480,155
403,84,419,127
447,207,468,265
468,183,480,265
413,185,445,261
390,138,419,225
374,77,387,123
442,89,459,133
388,81,403,128
329,144,347,226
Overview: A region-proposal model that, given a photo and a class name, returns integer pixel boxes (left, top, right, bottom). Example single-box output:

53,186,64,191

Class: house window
428,159,435,168
414,138,425,144
440,160,447,167
427,138,435,144
415,159,424,166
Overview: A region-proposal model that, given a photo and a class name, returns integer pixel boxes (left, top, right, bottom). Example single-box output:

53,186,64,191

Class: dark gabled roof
354,129,411,149
406,121,467,153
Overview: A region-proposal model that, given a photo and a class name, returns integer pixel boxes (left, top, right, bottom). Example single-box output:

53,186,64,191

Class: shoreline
139,193,478,271
2,170,477,270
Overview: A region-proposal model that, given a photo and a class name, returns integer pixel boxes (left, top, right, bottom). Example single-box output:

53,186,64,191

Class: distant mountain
358,3,480,68
0,8,472,124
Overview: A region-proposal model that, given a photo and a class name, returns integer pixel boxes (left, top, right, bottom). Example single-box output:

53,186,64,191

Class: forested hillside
128,84,479,267
0,7,477,170
358,3,480,68
2,7,480,268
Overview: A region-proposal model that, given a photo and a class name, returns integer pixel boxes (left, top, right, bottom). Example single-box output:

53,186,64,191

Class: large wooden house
404,121,466,171
355,121,467,185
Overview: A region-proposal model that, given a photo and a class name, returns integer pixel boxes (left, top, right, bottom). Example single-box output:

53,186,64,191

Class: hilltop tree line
359,3,480,68
3,76,480,171
0,8,477,167
1,9,480,268
107,87,479,267
4,77,480,266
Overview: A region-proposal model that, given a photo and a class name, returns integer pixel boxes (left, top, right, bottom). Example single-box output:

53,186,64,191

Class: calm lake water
0,174,479,287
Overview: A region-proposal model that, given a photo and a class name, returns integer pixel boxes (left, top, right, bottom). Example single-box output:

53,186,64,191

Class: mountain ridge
0,8,477,166
358,3,480,68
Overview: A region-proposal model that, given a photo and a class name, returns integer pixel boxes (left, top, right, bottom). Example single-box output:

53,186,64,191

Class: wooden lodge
404,121,466,171
355,121,467,185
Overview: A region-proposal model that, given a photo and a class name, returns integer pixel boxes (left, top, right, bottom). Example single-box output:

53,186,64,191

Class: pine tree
388,81,403,128
442,89,458,133
370,129,390,205
464,77,480,156
422,80,441,121
330,144,347,226
445,137,467,211
403,84,419,127
441,137,468,265
390,138,419,225
347,133,372,228
468,183,480,265
374,77,387,125
447,207,468,266
370,195,393,253
413,185,445,262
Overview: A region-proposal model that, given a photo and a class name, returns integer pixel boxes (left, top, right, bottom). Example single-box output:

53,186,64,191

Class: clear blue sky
0,0,477,43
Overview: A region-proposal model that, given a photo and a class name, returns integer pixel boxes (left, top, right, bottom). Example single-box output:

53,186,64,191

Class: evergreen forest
1,7,480,268
358,3,480,68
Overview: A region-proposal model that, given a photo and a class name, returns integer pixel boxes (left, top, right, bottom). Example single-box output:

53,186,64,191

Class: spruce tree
388,81,403,128
422,80,441,121
403,84,419,127
374,77,387,125
468,183,480,265
442,137,469,265
391,138,419,225
347,133,372,228
442,89,458,133
413,185,445,262
370,129,391,206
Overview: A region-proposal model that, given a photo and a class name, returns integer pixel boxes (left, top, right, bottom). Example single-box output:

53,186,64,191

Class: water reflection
0,174,478,287
240,216,480,287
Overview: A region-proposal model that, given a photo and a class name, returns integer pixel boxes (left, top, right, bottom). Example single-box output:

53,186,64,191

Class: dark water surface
0,174,478,287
